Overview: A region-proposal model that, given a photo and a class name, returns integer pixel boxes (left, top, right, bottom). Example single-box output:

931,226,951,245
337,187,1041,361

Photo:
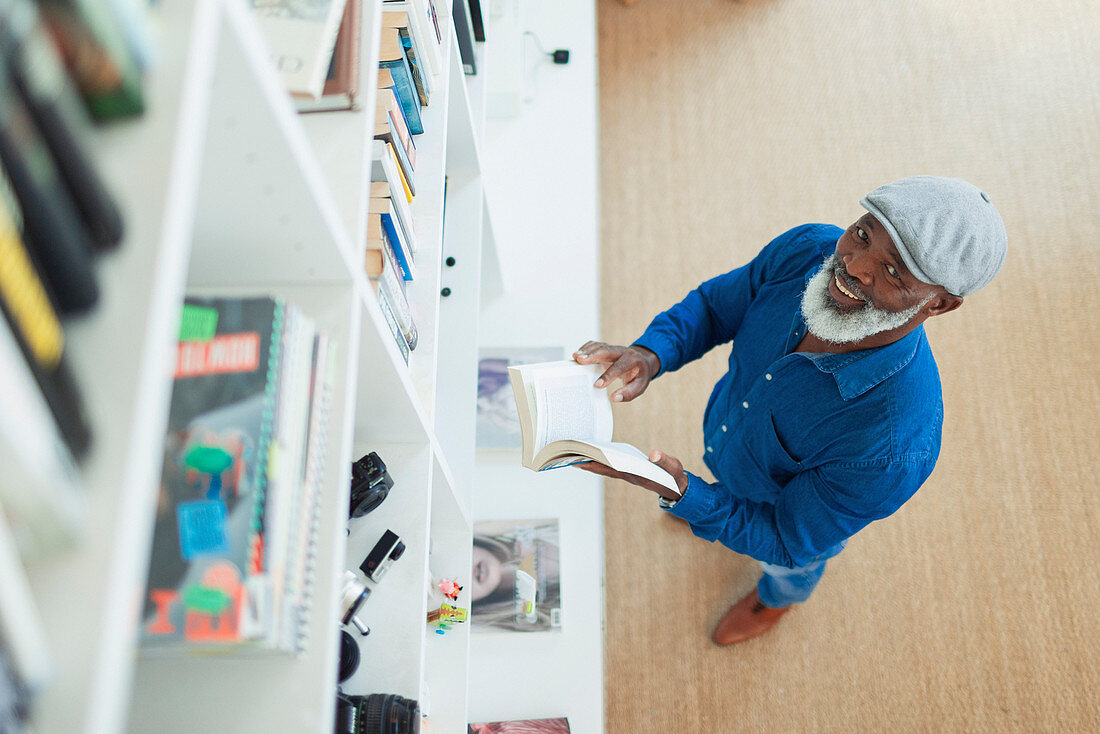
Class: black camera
349,452,394,518
335,693,420,734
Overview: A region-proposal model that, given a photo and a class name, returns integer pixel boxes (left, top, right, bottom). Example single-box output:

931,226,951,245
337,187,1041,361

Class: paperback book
507,360,680,495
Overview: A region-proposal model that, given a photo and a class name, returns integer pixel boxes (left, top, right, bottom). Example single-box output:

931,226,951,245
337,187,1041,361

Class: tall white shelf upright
10,0,497,732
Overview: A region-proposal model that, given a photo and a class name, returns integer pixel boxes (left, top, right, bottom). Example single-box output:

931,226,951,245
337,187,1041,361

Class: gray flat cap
860,176,1007,297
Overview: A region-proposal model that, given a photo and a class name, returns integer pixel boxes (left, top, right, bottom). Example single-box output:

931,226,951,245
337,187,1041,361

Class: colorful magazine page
471,518,561,633
468,718,570,733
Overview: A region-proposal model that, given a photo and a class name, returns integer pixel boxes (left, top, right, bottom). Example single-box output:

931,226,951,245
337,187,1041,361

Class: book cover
37,0,145,120
378,28,423,134
142,297,288,651
294,0,361,112
472,518,561,633
366,212,406,295
452,0,477,75
367,245,417,350
291,332,334,652
0,70,99,315
371,138,415,234
467,0,485,43
368,200,415,281
382,10,432,105
3,1,125,250
376,87,415,168
0,170,91,461
386,0,442,77
469,719,571,734
376,103,415,177
477,347,564,449
250,0,349,100
376,285,410,363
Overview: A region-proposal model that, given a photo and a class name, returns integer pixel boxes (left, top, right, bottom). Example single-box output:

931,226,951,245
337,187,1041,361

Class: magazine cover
469,718,570,733
477,347,563,449
141,298,284,649
471,518,561,632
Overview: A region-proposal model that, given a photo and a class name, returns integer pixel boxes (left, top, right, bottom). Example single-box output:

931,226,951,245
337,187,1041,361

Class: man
575,176,1007,645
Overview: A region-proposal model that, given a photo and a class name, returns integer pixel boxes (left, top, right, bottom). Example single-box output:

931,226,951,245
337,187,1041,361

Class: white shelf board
187,0,359,288
354,275,434,445
435,171,484,514
24,2,218,732
341,441,434,701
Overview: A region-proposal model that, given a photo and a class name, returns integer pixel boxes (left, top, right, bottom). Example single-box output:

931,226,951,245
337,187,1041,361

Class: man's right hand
573,341,661,402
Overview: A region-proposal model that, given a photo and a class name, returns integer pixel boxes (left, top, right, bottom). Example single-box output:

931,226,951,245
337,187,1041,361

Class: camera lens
356,693,420,734
338,631,360,683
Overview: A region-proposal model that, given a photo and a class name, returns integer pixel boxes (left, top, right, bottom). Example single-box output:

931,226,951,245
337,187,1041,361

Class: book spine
0,180,91,460
4,1,124,250
239,298,286,642
379,211,414,281
0,71,99,314
452,0,477,74
379,30,423,134
378,88,415,166
376,286,409,363
371,250,417,350
37,0,145,120
468,0,485,42
367,218,406,295
294,333,333,653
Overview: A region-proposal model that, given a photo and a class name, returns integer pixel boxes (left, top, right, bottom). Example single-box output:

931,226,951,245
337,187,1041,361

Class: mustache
828,258,867,303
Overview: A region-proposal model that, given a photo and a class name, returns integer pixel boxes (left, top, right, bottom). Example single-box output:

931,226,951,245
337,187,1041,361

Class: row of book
0,0,149,557
368,2,433,364
0,2,151,727
141,296,334,655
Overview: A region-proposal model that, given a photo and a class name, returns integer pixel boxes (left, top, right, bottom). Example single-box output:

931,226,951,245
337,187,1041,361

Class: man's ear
925,292,964,317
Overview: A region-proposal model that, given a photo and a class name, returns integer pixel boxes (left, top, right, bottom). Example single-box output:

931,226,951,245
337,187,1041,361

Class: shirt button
765,373,772,381
721,425,727,432
706,446,714,453
742,401,749,409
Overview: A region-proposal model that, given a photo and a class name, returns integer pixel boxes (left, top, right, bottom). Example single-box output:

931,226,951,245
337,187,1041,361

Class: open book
507,361,680,496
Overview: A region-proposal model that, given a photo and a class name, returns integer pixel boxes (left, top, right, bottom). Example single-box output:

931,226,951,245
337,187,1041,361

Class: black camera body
349,452,394,518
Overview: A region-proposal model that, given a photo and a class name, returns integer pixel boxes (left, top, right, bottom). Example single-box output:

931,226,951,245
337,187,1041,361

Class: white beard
800,255,929,344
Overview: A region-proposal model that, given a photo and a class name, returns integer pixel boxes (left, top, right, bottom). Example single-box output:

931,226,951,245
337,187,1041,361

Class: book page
531,363,613,450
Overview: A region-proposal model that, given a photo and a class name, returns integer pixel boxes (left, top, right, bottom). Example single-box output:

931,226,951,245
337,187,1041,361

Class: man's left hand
576,450,688,501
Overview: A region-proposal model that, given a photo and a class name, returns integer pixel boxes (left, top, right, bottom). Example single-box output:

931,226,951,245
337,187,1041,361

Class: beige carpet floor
596,1,1100,732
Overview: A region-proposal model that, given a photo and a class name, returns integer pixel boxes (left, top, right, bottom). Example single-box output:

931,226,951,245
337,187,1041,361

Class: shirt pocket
742,410,802,487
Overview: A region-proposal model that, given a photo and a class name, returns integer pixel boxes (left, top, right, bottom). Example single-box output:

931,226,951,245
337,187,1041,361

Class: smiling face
800,214,963,347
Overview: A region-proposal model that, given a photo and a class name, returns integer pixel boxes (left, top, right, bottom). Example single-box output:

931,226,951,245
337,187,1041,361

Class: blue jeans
757,542,846,607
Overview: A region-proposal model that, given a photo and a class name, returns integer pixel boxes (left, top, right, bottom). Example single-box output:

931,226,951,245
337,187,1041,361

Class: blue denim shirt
633,224,942,568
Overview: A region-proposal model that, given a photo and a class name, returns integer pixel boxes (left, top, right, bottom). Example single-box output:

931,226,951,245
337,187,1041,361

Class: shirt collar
797,271,927,400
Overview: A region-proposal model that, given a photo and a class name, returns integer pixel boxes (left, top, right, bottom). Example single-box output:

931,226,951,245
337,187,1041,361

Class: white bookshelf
8,0,497,732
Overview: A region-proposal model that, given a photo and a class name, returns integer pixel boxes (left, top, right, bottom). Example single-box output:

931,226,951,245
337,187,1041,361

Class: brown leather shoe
712,588,791,646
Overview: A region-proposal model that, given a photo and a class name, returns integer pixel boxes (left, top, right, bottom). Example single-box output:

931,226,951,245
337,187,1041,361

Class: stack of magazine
140,297,335,655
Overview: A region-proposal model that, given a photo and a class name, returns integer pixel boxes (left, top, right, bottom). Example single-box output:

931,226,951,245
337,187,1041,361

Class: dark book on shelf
143,297,289,651
37,0,145,120
367,201,415,282
452,0,477,75
383,11,430,107
0,65,98,314
0,181,91,461
2,0,124,250
378,28,423,134
467,0,485,42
